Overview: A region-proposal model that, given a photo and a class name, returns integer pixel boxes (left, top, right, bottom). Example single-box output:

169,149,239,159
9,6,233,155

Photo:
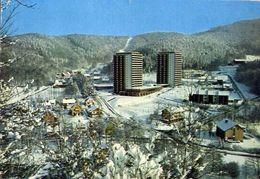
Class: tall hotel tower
157,51,182,87
113,52,143,94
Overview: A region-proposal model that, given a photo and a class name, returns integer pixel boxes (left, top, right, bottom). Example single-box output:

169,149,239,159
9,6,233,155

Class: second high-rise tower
157,51,182,87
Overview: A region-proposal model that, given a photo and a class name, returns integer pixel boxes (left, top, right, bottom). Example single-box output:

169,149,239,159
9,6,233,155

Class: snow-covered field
98,85,189,121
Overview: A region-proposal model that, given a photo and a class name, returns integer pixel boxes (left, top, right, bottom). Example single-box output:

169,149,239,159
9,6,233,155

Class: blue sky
11,0,260,36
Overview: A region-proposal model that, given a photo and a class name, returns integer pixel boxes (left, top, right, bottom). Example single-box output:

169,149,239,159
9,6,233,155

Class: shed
216,118,244,142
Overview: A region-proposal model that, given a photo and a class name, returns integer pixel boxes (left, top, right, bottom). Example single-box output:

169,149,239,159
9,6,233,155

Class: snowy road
96,95,121,117
219,65,257,100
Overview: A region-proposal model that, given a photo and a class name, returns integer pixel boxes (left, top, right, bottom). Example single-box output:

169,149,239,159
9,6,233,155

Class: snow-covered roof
217,118,236,131
93,76,101,80
194,89,229,96
62,98,76,104
174,107,185,113
84,73,91,77
214,75,229,81
218,91,230,96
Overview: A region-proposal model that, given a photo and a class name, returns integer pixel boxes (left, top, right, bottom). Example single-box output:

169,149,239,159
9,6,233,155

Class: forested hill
125,19,260,71
0,34,128,85
1,18,260,85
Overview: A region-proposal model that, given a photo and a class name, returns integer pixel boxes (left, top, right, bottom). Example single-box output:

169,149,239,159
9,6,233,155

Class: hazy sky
11,0,260,36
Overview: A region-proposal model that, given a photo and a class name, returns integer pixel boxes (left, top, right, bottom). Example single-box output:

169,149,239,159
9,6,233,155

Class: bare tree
0,1,38,178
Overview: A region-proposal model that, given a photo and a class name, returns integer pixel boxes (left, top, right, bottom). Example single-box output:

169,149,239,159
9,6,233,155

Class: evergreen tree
64,81,80,98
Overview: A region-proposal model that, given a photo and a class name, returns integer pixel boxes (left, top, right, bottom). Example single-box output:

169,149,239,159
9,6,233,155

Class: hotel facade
113,52,143,94
157,51,182,87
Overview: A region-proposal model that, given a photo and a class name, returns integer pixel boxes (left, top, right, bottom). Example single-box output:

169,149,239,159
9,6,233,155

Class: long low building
119,84,167,96
233,57,260,64
189,89,229,105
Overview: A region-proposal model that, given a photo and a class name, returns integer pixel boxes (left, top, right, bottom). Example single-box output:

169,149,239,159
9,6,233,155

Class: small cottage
161,107,185,124
216,118,244,142
42,111,58,127
87,105,102,117
70,104,82,116
62,98,76,109
162,108,171,121
85,97,95,107
44,99,56,108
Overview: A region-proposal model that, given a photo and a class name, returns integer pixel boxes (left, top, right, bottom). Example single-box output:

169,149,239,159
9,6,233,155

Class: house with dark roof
216,118,244,142
189,89,229,105
87,105,102,117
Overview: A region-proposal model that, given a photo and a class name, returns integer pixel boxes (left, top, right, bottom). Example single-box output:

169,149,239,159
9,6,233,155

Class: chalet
53,79,68,88
44,99,56,108
161,107,185,124
87,105,102,117
216,118,244,142
42,111,58,127
162,108,171,122
85,97,95,107
70,104,82,116
62,98,76,109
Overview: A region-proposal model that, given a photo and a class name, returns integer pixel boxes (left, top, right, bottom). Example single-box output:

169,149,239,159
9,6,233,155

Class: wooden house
85,97,95,107
44,99,56,109
70,104,82,116
216,118,244,142
171,108,185,122
87,105,102,117
62,98,76,109
53,79,68,88
162,108,171,121
161,107,185,124
42,111,58,127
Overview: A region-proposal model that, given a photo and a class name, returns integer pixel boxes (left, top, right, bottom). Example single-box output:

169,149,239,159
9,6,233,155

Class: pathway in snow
96,95,121,117
119,37,132,52
219,65,257,100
